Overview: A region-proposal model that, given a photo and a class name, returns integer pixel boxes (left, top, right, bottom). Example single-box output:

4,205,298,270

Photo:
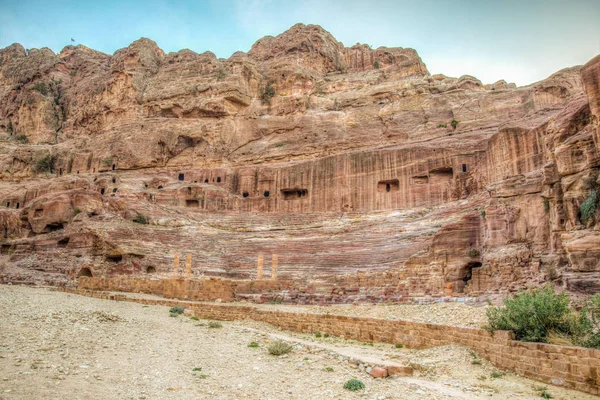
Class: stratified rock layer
0,24,598,302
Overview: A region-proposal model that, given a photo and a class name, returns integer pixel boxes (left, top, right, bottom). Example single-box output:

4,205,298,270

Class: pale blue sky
1,0,599,86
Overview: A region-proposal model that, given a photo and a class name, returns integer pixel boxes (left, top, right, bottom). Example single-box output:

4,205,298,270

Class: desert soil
0,285,593,400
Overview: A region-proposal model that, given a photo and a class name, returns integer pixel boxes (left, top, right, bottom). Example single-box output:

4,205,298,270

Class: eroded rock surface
0,24,598,302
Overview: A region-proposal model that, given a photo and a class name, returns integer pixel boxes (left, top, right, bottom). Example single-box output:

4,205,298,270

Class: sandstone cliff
0,24,598,303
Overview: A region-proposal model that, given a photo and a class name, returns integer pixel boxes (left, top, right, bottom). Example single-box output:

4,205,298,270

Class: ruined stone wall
78,276,235,301
57,288,600,396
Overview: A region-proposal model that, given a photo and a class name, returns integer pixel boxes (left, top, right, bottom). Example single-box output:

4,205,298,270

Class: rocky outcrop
0,24,598,302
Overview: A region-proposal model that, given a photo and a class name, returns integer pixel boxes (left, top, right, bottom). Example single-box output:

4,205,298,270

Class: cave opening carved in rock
46,223,64,232
78,267,93,277
186,199,199,207
429,167,454,183
105,254,123,263
377,179,399,192
281,188,308,200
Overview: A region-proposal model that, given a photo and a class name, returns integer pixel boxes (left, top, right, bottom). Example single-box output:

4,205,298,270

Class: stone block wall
78,276,235,301
57,287,600,395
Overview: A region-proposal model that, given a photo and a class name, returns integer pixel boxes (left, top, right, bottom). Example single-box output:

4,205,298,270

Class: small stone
370,366,387,378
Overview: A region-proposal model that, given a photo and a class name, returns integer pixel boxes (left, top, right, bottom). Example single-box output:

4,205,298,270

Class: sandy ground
0,285,594,400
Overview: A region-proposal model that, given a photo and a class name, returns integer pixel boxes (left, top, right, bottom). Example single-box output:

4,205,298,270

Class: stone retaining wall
78,276,236,301
55,288,600,395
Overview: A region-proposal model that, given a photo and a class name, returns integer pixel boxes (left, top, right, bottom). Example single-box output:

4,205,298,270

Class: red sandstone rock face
0,24,598,301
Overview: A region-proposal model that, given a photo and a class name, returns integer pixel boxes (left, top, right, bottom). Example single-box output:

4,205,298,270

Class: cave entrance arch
78,267,93,277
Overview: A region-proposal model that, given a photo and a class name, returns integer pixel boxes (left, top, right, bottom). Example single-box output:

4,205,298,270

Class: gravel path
105,291,489,328
0,286,593,400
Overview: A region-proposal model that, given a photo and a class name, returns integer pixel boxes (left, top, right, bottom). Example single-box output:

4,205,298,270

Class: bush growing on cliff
34,154,56,174
13,134,28,144
543,198,550,214
485,286,600,348
260,84,276,105
468,248,481,258
30,82,50,96
373,60,380,69
579,190,598,225
451,119,459,129
216,68,227,81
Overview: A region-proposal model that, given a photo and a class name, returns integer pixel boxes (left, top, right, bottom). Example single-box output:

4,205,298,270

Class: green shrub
189,316,199,321
437,123,447,128
485,286,571,342
269,297,283,304
469,350,482,365
74,208,82,215
325,366,334,372
543,198,550,214
580,190,598,224
343,379,365,391
535,386,553,399
469,248,481,258
480,210,486,218
315,332,322,338
13,134,28,143
248,341,259,348
102,157,113,167
485,286,600,348
208,321,222,329
323,333,329,338
373,60,380,69
268,341,293,355
31,82,50,96
192,367,202,371
216,69,227,81
169,306,185,316
581,294,600,349
133,215,149,224
34,154,56,173
395,343,404,348
490,371,505,379
260,84,276,105
451,119,459,129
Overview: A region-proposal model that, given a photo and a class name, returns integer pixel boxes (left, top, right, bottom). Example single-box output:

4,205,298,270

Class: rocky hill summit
0,24,599,303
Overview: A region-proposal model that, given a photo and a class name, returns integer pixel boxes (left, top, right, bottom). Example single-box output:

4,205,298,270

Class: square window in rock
186,199,199,207
377,179,399,192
